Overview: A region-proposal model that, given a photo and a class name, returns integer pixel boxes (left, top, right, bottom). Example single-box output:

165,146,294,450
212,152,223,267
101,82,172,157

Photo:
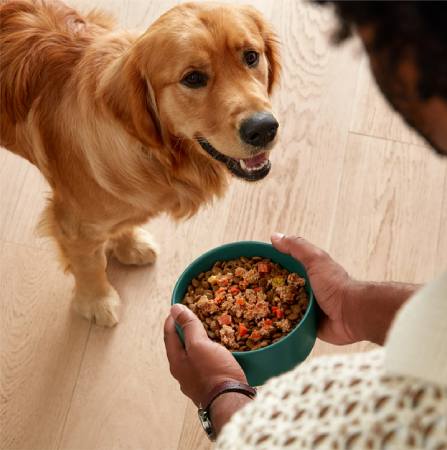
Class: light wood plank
0,242,90,450
0,153,32,244
350,57,428,147
177,403,212,450
66,0,180,29
0,154,50,250
329,133,447,283
436,172,447,270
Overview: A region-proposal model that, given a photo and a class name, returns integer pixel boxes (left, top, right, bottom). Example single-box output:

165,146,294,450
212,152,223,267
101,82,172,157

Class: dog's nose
239,112,279,148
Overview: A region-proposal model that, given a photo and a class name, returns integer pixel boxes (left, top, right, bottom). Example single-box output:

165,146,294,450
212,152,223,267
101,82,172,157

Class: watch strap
198,381,256,441
201,380,257,411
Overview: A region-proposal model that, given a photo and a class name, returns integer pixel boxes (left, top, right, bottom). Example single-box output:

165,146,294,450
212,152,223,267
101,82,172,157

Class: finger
170,304,208,348
164,314,185,366
271,233,329,269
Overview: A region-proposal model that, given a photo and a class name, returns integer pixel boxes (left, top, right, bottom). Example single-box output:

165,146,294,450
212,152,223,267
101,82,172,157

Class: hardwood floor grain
58,244,188,450
350,57,428,147
0,243,90,450
176,403,212,450
436,174,447,272
330,134,447,283
1,1,446,449
0,153,50,250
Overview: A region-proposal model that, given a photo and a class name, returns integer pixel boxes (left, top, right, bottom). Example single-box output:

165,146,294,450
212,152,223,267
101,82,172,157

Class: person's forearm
209,392,252,437
346,281,420,345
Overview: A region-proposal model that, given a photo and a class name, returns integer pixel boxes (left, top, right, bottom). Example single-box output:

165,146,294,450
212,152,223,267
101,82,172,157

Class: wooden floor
1,1,447,449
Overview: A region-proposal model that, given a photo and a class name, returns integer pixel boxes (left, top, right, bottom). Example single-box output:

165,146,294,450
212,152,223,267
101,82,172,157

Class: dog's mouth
197,138,271,182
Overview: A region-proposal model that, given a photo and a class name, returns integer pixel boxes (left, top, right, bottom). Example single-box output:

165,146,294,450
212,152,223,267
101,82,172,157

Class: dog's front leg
69,240,121,327
49,208,121,327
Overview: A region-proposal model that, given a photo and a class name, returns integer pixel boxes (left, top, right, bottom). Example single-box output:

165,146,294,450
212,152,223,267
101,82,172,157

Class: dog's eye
244,51,259,67
181,71,208,89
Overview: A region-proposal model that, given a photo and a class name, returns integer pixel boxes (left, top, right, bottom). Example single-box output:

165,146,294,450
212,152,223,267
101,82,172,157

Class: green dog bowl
171,241,318,386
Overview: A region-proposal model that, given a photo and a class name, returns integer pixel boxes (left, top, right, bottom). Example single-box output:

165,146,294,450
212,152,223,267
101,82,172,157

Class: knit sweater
216,273,447,450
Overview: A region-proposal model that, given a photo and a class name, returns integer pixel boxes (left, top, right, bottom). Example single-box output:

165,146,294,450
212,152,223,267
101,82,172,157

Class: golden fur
0,0,280,326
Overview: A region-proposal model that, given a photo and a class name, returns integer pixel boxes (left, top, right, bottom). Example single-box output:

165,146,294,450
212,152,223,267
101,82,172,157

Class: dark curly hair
315,1,447,101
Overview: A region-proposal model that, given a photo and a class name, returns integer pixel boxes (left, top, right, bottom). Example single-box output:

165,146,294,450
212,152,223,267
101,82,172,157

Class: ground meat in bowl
182,257,310,351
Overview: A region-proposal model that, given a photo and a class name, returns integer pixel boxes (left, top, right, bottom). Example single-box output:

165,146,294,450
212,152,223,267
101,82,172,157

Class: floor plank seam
55,324,93,450
348,130,429,150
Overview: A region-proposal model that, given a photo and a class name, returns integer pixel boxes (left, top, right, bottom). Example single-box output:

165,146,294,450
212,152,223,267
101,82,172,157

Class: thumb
271,233,328,269
170,304,208,346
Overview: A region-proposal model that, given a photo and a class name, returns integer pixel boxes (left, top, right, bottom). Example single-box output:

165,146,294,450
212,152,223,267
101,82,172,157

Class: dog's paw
72,288,121,327
111,227,159,266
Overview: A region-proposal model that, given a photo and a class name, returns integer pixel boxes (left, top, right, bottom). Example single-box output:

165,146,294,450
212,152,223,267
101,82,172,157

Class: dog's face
133,3,281,182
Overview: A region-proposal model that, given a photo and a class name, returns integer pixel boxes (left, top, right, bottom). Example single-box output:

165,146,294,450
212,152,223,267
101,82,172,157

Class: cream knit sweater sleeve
216,349,447,450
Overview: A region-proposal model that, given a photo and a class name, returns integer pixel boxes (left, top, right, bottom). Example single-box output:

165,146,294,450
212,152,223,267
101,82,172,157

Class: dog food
182,257,309,351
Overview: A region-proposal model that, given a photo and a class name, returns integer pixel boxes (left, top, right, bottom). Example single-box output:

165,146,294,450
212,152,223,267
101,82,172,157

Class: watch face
198,408,214,439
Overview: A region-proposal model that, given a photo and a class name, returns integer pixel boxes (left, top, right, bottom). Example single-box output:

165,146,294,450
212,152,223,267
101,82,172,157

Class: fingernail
272,232,285,240
170,303,185,320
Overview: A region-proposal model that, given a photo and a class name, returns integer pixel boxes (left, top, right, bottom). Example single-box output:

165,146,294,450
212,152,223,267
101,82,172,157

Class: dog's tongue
242,152,267,168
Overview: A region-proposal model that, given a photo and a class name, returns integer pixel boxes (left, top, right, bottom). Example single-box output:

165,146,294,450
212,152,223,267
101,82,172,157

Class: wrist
209,391,252,436
198,380,255,440
344,280,419,345
343,280,370,343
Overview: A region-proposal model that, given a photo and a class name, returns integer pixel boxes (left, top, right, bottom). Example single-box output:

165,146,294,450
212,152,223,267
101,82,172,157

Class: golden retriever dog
0,0,280,326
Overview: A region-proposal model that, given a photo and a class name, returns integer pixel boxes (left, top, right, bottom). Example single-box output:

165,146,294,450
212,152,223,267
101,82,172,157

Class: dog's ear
263,28,281,94
245,6,281,94
99,53,163,152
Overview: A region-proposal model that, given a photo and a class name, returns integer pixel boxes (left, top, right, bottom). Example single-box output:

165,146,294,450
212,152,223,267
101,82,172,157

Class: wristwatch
198,381,257,441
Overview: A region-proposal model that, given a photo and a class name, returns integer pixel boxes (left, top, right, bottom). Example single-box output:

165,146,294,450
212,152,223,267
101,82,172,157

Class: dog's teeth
240,158,269,172
239,159,269,173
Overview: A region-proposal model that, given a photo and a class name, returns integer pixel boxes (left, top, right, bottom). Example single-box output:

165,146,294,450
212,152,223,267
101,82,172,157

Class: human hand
164,303,247,407
271,233,357,345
